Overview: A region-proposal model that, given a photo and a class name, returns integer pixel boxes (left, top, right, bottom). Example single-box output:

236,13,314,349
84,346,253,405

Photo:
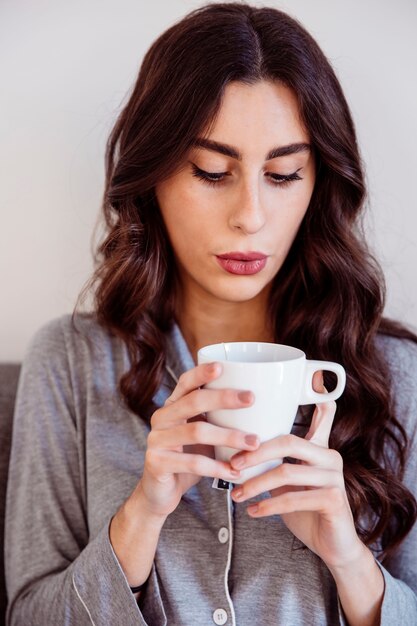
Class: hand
109,363,259,590
229,372,364,571
135,362,260,520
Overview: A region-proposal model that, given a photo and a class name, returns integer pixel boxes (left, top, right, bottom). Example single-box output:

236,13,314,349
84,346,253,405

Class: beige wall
1,0,416,360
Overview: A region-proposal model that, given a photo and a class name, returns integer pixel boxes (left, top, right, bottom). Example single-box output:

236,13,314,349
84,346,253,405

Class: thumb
305,371,337,448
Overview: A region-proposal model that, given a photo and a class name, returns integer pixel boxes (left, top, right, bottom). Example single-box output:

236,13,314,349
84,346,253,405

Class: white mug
197,342,346,483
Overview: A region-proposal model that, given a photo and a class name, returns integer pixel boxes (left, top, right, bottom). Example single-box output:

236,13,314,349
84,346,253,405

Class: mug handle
299,360,346,405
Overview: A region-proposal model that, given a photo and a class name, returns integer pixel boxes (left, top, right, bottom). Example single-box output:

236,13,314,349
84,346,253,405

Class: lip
216,251,268,275
217,251,267,261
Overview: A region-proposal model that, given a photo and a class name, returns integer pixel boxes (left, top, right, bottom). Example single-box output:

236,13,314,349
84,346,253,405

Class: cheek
156,182,189,230
158,194,213,261
274,186,312,227
266,186,313,255
288,177,315,222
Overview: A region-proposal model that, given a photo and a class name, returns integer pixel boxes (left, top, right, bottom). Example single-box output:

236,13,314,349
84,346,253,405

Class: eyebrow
192,137,311,161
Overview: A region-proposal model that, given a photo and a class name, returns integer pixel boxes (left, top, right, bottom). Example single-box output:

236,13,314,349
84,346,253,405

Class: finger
231,463,343,503
182,415,213,457
148,420,260,451
245,485,348,518
165,362,222,404
145,448,241,482
230,433,343,471
312,369,324,393
305,384,337,448
152,387,254,429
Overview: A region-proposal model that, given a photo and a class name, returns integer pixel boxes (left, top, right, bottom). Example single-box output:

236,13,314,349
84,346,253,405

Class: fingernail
232,488,243,499
238,391,252,404
231,454,246,469
244,434,259,447
206,362,219,374
248,504,258,515
230,469,240,477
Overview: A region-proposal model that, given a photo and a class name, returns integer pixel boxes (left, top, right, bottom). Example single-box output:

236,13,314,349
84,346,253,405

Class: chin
209,279,270,303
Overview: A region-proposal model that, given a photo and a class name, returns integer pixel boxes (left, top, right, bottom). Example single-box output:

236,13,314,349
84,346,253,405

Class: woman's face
155,80,315,306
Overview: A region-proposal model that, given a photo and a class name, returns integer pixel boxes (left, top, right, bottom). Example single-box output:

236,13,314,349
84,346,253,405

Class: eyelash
191,164,303,188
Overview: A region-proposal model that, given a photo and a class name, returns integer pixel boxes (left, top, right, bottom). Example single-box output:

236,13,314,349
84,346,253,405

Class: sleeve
376,408,417,625
338,337,417,626
4,319,167,626
337,558,417,626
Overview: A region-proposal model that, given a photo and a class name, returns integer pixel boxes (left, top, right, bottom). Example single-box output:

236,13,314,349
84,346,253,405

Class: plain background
1,0,416,361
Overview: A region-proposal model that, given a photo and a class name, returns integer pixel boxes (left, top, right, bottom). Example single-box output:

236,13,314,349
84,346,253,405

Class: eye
268,170,303,187
191,164,228,187
191,164,303,188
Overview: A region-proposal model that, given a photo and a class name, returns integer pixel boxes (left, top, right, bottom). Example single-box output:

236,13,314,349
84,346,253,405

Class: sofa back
0,364,21,626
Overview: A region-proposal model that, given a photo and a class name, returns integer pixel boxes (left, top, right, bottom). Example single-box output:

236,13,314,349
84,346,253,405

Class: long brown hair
81,2,417,558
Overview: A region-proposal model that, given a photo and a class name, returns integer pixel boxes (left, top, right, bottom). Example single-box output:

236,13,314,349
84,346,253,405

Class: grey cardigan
4,315,417,625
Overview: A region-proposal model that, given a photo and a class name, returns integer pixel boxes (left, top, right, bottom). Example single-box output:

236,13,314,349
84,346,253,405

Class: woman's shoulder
375,331,417,440
24,312,127,374
375,331,417,378
27,312,111,351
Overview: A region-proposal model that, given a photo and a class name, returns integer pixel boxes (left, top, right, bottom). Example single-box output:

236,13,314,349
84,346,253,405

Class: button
213,608,228,624
218,527,229,544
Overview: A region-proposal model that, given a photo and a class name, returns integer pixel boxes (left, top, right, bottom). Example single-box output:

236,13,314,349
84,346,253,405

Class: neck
174,285,275,364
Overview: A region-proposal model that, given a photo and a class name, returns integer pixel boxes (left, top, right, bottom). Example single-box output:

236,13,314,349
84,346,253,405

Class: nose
228,178,267,234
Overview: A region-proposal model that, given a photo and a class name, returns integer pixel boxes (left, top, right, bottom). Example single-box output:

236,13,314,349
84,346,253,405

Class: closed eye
190,163,303,188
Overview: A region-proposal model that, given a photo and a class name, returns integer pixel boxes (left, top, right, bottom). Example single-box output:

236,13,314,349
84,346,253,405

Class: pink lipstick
216,252,267,275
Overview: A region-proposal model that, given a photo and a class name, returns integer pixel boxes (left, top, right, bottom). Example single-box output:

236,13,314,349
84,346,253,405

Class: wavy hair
80,2,417,558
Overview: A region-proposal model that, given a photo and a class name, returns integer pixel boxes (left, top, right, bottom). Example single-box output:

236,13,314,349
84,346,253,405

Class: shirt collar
165,322,195,383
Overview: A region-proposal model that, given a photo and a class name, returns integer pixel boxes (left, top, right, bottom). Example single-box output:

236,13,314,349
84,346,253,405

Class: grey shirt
4,314,417,625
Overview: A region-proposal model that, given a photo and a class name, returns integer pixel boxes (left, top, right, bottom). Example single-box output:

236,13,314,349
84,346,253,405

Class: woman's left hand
230,372,364,571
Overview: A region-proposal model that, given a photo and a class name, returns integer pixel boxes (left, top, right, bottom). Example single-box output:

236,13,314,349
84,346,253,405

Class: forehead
203,80,309,150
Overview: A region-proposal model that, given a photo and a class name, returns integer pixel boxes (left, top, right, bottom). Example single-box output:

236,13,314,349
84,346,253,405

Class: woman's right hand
109,361,260,589
134,361,260,520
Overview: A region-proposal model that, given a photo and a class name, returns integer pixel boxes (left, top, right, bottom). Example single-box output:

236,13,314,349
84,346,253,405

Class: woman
5,3,417,625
